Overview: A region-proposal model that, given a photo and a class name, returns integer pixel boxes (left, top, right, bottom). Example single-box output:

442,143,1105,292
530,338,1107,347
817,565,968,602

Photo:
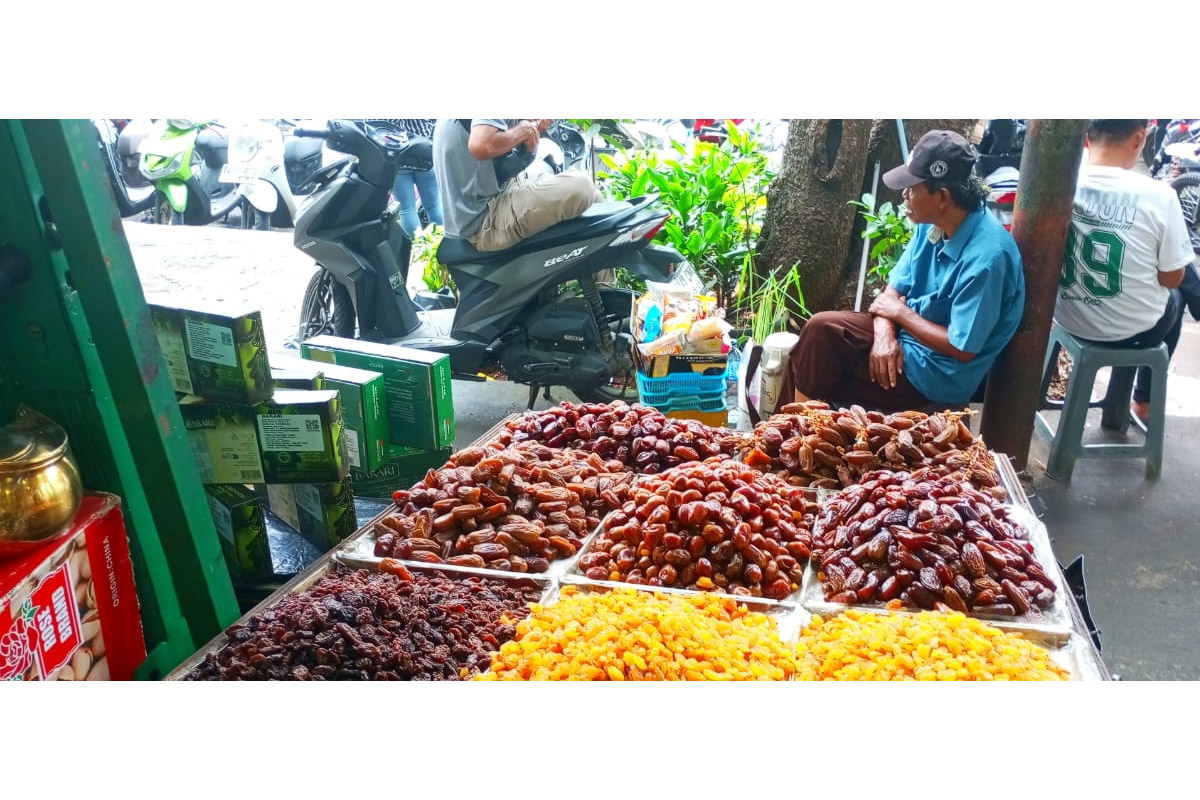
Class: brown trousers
784,310,932,413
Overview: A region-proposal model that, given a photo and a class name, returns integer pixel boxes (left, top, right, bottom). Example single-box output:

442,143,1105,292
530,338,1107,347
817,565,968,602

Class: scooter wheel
299,269,355,339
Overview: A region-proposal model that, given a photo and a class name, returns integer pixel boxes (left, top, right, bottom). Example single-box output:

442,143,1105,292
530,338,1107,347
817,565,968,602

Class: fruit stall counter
167,402,1111,681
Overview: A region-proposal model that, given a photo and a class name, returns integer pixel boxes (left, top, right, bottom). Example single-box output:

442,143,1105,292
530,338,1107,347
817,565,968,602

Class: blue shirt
889,206,1025,404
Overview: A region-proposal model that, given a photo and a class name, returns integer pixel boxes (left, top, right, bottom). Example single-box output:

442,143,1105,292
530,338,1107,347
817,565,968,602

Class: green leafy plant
410,224,454,296
736,260,809,344
597,120,775,310
849,193,915,283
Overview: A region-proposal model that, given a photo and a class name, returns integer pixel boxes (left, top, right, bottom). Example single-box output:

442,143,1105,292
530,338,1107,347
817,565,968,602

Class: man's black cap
883,129,978,190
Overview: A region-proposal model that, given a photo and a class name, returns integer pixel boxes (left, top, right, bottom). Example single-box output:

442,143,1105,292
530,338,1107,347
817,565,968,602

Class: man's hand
869,328,904,389
868,292,910,322
514,119,541,151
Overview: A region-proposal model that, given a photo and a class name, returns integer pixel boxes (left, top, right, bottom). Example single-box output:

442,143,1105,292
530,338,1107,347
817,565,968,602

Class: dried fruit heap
795,609,1070,680
377,442,633,573
495,401,736,472
579,459,817,599
186,566,543,681
743,401,1005,499
479,587,798,680
812,469,1056,619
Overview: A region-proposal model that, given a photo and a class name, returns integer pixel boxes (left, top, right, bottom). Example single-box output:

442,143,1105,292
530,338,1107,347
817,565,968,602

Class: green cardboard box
270,356,326,391
256,389,348,484
264,478,358,549
149,301,272,404
348,445,452,499
204,484,270,582
297,358,388,472
180,397,266,484
301,335,454,451
150,305,194,395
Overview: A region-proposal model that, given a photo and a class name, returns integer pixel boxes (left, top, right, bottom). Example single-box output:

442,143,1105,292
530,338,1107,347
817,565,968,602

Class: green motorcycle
137,119,285,229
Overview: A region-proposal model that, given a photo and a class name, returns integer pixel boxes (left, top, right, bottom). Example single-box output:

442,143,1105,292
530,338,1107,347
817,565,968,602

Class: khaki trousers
469,171,602,253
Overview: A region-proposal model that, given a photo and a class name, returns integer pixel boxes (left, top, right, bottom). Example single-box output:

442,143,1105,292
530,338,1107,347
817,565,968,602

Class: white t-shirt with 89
1053,163,1193,341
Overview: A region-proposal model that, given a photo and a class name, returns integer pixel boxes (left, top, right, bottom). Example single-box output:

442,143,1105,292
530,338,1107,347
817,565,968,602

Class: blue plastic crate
647,394,728,414
636,370,726,409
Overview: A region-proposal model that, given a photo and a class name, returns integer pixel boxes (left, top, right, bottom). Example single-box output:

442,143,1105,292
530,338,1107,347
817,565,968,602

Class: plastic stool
1033,326,1168,481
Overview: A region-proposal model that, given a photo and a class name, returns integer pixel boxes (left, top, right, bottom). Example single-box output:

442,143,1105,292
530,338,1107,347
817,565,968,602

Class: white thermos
758,331,799,417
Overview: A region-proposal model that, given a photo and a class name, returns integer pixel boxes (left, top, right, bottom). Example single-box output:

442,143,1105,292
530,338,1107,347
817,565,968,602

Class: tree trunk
759,119,979,316
757,119,874,317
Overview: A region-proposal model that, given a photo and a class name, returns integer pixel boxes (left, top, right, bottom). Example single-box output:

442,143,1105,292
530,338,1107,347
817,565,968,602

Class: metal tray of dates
564,480,819,608
799,502,1073,640
336,515,605,579
165,557,556,681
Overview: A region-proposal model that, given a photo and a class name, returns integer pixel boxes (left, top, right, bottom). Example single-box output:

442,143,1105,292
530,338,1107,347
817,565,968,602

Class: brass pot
0,425,83,543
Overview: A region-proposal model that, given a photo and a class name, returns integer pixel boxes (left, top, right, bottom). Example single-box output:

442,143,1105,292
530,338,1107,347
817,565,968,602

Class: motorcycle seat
437,200,636,266
286,137,323,162
196,128,228,151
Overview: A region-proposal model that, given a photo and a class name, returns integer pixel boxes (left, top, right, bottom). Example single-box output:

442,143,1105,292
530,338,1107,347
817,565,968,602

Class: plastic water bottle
725,347,741,427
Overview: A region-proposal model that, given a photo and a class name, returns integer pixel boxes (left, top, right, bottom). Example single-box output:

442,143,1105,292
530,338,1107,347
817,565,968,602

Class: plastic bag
647,261,705,298
688,316,731,342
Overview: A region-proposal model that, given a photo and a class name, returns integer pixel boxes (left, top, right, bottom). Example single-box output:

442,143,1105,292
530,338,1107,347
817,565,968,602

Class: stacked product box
149,302,273,403
148,302,356,588
300,335,455,452
279,356,388,473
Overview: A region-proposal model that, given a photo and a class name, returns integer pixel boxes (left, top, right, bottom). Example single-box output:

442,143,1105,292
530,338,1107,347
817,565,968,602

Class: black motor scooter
293,119,681,406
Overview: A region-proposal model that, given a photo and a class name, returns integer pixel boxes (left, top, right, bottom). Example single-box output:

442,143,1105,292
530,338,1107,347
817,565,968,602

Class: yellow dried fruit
794,609,1070,681
477,587,797,680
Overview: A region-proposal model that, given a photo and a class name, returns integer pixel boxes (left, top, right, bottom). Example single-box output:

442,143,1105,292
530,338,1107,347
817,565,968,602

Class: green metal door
0,119,239,678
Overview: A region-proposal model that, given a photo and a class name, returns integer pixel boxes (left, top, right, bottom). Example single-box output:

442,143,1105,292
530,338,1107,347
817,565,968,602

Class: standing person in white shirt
1054,119,1193,424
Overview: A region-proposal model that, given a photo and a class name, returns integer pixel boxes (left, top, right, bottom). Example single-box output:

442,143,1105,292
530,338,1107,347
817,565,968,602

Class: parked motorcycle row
96,118,326,230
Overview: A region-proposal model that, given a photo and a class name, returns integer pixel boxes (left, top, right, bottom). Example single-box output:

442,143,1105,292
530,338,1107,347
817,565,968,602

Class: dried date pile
376,442,633,572
743,400,1005,499
811,468,1056,619
185,565,542,680
494,401,736,473
579,459,817,599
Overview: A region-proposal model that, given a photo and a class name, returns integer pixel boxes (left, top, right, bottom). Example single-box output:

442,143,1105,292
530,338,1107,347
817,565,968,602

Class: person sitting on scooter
784,130,1025,412
1053,119,1194,425
433,119,601,252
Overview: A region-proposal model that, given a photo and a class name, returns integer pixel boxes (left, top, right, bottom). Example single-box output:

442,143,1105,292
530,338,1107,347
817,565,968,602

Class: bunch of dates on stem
495,401,736,473
376,442,633,573
812,468,1056,619
743,400,1006,500
579,458,818,600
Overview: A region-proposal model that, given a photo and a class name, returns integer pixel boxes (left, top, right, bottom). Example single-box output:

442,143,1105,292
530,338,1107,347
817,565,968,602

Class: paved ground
124,219,1200,680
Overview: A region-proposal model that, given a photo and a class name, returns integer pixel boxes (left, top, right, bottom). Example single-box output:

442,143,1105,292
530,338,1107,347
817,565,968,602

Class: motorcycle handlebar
294,128,329,139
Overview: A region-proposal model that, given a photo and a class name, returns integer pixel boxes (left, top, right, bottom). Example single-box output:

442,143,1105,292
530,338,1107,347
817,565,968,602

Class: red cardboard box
0,494,147,681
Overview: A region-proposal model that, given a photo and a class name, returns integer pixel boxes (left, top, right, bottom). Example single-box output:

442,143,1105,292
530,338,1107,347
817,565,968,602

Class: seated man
786,130,1025,412
432,118,600,252
1053,119,1192,424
